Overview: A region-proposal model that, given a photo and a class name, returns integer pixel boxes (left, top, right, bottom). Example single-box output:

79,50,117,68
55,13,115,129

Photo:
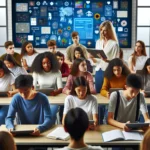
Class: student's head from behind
74,47,84,59
4,41,15,55
32,52,59,73
15,75,34,99
99,21,118,42
64,108,89,141
125,74,142,99
134,40,146,56
21,41,36,56
55,51,64,66
70,58,87,76
142,58,150,74
3,54,20,69
0,131,16,150
70,76,91,99
71,31,79,44
47,40,57,53
140,128,150,150
104,58,130,79
0,60,11,78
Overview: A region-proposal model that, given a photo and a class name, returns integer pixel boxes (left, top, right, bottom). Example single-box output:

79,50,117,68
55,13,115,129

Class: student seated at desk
0,131,16,150
62,77,98,130
58,108,103,150
100,58,130,98
3,54,28,78
47,40,57,54
63,58,96,95
21,41,38,72
107,74,150,132
6,75,54,136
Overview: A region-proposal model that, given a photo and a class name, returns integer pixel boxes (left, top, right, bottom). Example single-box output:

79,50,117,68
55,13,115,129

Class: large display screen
12,0,132,48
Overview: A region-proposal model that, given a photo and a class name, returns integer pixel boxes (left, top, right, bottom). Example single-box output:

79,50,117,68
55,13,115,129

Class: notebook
126,123,149,130
87,48,107,59
46,127,70,141
102,129,143,142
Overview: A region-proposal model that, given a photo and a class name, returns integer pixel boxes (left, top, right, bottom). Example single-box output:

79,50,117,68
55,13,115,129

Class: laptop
0,92,8,97
36,88,54,96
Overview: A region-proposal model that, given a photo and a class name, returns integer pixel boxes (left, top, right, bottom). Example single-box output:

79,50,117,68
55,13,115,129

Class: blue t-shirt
6,92,53,132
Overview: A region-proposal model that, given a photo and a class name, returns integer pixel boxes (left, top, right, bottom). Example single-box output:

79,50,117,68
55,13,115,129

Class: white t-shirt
9,66,28,78
56,145,103,150
0,74,15,91
33,70,63,90
23,53,38,67
63,95,98,120
95,39,119,71
128,55,148,72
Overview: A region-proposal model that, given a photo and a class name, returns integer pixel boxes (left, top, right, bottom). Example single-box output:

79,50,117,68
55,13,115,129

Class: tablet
87,48,107,59
0,92,8,97
11,130,34,136
109,88,123,94
36,88,54,96
126,123,149,130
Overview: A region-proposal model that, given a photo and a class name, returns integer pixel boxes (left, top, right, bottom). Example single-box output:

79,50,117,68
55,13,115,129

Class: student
74,46,93,73
21,41,38,72
55,51,70,77
62,76,98,129
119,48,128,66
3,54,28,78
128,40,147,73
32,52,63,96
58,108,103,150
62,58,96,95
140,128,150,150
0,41,21,66
65,31,88,66
107,74,150,131
6,75,54,135
100,58,130,98
0,131,16,150
47,40,57,54
95,21,120,93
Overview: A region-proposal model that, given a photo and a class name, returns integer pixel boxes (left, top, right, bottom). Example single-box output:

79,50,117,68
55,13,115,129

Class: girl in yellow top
100,58,130,98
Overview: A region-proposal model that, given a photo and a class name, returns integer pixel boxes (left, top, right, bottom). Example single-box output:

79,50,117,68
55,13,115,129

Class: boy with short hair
57,108,103,150
65,31,88,66
47,40,57,54
108,74,150,131
6,75,53,136
0,41,21,66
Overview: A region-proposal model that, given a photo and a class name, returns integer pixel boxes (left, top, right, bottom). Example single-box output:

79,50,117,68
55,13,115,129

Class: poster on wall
12,0,132,48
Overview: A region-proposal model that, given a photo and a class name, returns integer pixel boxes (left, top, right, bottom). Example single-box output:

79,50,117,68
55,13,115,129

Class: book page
122,131,143,141
102,129,124,142
47,127,70,140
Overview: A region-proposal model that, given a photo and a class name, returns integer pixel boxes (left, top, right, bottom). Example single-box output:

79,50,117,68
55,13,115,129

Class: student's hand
24,65,28,71
88,53,94,58
106,92,110,99
141,90,147,97
50,90,57,96
31,128,40,136
88,121,97,130
97,53,108,62
123,121,131,132
9,128,16,136
66,90,71,95
7,91,14,97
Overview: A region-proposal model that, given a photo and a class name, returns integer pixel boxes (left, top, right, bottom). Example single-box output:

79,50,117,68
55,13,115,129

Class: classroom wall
1,0,144,61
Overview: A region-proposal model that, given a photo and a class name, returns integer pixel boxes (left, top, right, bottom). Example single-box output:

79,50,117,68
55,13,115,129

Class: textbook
46,127,70,141
102,129,143,142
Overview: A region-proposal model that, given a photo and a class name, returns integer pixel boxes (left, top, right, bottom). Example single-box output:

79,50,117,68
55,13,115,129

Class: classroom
0,0,150,150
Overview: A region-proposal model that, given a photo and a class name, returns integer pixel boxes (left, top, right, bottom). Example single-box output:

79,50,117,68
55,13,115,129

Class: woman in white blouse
95,21,120,93
128,40,147,73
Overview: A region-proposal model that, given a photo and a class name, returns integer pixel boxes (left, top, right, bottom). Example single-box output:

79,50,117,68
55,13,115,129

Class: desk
0,124,141,148
0,94,150,105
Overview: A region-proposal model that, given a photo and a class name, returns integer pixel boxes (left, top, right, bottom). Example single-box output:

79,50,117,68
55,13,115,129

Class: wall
4,0,138,60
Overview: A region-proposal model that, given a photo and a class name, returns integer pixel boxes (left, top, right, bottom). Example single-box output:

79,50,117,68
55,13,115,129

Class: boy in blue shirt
6,75,53,136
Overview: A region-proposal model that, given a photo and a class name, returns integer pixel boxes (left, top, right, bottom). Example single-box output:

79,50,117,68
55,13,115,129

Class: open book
102,129,143,142
46,127,70,141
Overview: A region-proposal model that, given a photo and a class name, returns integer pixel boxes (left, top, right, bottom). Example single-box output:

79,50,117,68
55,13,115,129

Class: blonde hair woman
140,128,150,150
0,131,16,150
128,40,147,73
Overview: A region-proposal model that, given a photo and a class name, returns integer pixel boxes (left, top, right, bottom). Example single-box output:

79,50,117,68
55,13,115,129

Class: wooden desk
0,125,141,147
0,94,150,105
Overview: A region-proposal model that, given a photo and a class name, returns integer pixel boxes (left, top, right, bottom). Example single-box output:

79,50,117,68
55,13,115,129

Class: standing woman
128,40,147,73
95,21,120,93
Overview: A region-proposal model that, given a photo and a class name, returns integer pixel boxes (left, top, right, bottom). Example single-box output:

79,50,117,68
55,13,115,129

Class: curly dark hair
31,52,60,73
142,58,150,74
104,58,130,79
21,41,37,57
73,47,85,60
0,60,11,74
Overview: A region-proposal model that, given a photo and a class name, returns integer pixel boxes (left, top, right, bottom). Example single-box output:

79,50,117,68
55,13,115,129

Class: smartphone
89,120,94,125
